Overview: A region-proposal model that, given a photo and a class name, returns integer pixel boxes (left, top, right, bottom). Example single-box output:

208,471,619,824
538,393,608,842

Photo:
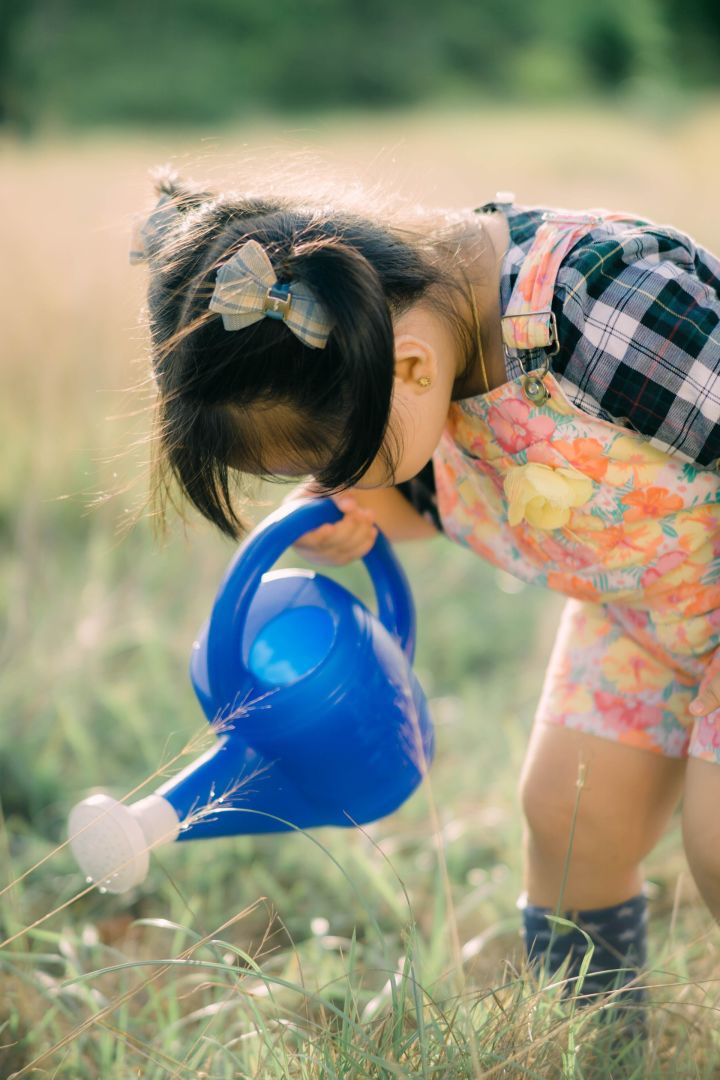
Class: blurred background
2,0,719,131
3,1,720,1074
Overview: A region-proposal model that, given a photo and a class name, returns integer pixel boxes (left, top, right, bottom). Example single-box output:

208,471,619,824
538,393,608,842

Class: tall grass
3,102,720,1075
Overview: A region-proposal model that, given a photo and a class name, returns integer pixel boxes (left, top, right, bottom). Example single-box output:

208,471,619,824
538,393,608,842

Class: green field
3,103,720,1076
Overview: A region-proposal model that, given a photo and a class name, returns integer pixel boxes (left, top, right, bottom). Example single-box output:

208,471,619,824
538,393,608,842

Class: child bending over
131,168,720,1018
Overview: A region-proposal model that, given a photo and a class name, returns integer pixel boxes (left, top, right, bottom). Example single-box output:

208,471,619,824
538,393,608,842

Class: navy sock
522,893,648,1010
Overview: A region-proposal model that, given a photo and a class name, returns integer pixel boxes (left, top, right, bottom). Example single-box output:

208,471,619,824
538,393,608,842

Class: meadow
2,100,720,1076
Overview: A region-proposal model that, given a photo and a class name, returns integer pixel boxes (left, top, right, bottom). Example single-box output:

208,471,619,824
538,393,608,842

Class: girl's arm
343,485,440,542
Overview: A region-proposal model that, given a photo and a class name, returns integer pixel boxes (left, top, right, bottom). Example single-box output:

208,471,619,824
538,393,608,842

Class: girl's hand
689,650,720,717
282,485,378,566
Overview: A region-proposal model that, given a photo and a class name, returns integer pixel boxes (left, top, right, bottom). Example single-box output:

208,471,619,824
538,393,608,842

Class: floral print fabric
432,212,720,762
433,375,720,762
433,373,720,761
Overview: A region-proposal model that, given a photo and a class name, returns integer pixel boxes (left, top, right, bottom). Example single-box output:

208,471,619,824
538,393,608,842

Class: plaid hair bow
208,239,334,350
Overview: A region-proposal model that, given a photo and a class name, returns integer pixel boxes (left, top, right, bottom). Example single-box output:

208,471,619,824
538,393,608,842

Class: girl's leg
519,722,685,910
517,599,691,1012
519,723,685,1013
521,599,689,909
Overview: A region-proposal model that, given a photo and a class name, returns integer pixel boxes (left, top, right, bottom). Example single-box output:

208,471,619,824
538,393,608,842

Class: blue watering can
68,498,434,893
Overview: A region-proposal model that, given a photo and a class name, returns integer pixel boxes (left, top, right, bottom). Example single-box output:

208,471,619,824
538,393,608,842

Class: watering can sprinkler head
68,498,434,893
69,794,180,893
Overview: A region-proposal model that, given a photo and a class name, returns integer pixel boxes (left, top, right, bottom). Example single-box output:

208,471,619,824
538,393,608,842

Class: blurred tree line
1,0,719,131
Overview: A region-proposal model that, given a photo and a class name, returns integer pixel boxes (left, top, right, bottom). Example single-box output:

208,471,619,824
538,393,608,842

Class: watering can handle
206,499,416,685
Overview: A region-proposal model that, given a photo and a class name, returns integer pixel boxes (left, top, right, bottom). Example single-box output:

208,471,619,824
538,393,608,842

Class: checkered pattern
497,202,720,468
397,201,720,528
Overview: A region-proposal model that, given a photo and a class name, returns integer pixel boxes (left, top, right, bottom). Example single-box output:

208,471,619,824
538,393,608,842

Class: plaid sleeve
552,223,720,468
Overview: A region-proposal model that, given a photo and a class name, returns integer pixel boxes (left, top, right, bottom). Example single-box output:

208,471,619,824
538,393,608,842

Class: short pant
535,599,720,763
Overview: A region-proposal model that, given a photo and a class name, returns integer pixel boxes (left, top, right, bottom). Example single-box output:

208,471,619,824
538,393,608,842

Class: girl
131,167,720,1015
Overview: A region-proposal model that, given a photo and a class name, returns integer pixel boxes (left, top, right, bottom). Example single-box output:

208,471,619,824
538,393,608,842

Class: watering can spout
68,738,330,893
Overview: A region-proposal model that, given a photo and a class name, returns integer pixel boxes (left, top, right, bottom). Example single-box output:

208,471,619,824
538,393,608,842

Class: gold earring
418,375,432,388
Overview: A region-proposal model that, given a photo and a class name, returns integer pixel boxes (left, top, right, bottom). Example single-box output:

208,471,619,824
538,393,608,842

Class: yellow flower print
560,681,595,714
605,435,670,488
600,637,670,694
675,503,720,557
666,688,697,724
504,462,594,530
592,520,665,568
456,479,498,526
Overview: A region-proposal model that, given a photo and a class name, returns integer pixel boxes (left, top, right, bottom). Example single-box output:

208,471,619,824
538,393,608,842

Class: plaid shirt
399,200,720,530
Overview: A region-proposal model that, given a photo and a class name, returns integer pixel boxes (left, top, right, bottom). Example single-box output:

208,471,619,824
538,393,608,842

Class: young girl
131,168,720,1014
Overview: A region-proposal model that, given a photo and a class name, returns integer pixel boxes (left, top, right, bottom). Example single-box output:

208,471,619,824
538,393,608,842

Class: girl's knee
520,724,684,867
518,726,587,854
519,767,623,865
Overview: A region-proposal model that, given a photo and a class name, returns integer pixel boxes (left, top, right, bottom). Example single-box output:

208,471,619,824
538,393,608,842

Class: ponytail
136,169,470,538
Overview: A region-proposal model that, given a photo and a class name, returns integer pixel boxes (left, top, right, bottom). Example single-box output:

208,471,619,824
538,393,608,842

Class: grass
3,101,720,1075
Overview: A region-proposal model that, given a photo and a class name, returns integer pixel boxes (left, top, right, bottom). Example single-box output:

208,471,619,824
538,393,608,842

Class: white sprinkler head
68,793,180,894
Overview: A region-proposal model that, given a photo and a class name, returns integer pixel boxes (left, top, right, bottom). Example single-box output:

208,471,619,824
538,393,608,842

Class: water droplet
85,876,94,884
98,885,108,894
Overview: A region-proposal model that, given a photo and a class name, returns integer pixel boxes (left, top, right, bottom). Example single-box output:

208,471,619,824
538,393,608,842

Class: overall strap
501,207,635,354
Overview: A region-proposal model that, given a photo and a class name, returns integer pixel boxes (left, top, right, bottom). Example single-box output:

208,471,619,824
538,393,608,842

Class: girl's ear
393,333,438,393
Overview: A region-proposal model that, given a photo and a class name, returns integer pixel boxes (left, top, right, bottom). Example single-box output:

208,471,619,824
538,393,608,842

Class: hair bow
129,194,183,265
208,239,333,350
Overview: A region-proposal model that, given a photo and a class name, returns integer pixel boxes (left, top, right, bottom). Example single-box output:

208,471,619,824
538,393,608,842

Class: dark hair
139,164,483,539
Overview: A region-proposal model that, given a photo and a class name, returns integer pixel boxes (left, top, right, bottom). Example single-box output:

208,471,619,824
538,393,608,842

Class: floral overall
432,209,720,762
